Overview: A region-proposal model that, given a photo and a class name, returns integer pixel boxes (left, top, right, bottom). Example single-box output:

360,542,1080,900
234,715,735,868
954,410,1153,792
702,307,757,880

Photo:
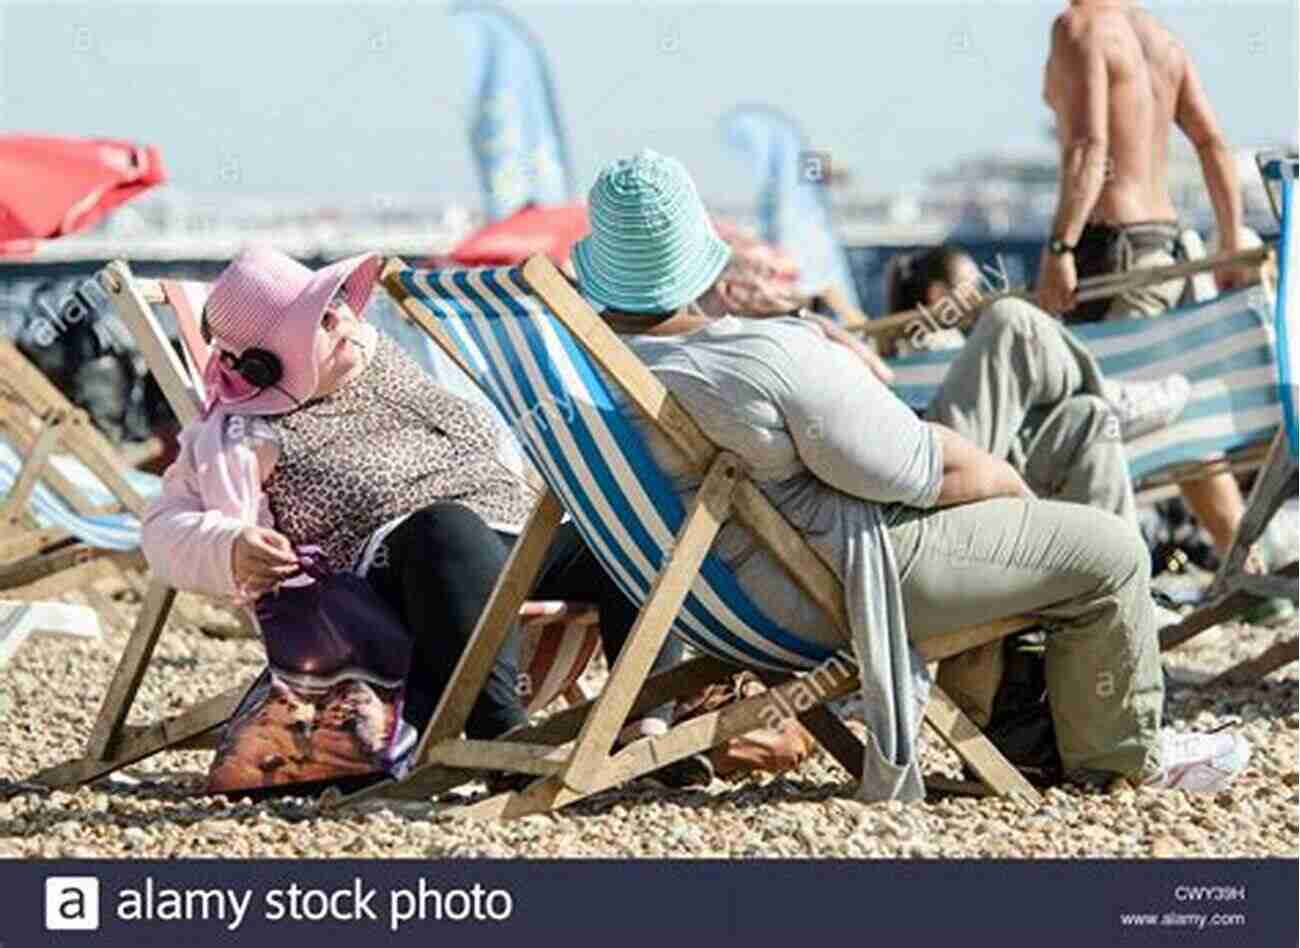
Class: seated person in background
891,239,1266,572
141,245,706,788
885,243,1191,528
883,245,972,355
569,148,1249,797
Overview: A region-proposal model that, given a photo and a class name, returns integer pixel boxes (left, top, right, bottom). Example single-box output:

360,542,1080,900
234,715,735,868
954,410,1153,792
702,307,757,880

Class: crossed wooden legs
1160,430,1299,683
29,578,251,789
328,460,1041,821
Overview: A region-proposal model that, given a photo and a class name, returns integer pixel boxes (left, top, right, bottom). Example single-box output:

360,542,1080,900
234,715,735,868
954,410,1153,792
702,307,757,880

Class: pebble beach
2,578,1296,859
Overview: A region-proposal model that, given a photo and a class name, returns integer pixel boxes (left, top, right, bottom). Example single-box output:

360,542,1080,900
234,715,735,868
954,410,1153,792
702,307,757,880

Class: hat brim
218,251,383,416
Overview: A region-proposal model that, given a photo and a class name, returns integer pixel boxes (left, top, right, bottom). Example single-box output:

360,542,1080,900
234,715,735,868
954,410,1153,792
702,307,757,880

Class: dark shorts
1068,220,1182,323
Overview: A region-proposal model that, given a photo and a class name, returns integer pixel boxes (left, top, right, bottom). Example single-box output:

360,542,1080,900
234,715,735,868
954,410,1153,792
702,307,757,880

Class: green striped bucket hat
573,150,731,314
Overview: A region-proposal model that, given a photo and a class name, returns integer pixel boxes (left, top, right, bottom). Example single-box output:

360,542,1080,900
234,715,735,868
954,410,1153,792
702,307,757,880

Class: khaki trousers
887,496,1164,783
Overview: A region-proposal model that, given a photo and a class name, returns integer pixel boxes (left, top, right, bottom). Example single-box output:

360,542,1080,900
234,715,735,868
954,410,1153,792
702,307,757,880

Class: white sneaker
1145,729,1251,793
1102,374,1192,441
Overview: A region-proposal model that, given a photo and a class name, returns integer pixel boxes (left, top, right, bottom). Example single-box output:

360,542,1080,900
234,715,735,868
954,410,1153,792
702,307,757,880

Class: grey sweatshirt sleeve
770,320,944,508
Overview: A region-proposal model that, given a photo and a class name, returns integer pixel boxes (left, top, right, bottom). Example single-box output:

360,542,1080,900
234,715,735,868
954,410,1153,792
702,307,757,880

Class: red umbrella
0,134,166,254
450,203,589,266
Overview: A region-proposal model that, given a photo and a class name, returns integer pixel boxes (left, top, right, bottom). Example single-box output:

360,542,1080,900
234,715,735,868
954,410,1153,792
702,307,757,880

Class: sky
2,0,1297,204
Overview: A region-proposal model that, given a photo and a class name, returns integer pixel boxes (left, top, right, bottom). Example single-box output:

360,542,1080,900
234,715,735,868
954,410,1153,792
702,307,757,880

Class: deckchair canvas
886,283,1282,494
323,255,1044,822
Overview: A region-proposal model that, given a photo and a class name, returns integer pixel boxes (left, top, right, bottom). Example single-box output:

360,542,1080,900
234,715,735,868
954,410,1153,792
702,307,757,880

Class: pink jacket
141,405,274,601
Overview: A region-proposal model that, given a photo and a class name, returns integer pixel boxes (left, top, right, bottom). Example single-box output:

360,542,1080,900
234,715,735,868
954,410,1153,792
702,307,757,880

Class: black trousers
364,502,683,740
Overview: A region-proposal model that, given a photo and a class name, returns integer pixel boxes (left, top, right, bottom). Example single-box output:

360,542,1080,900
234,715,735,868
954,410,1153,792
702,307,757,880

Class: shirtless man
1036,0,1251,559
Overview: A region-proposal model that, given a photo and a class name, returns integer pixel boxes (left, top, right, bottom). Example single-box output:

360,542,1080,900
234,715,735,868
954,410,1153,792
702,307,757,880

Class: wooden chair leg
0,526,70,565
0,543,112,595
755,668,864,778
1210,636,1299,686
457,653,860,821
85,579,176,759
787,703,864,778
1207,432,1297,601
1163,563,1298,652
328,655,739,809
923,776,992,797
0,411,64,525
30,681,249,788
558,453,741,793
924,686,1042,804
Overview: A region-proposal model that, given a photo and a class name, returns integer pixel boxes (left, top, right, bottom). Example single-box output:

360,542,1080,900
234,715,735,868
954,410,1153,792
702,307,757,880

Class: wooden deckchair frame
1158,427,1298,685
855,245,1272,350
1158,155,1300,681
0,338,150,596
29,261,255,789
324,255,1045,821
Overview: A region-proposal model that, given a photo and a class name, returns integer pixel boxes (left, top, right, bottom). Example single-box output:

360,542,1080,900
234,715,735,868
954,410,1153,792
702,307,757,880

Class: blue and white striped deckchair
888,285,1282,488
1163,155,1299,683
331,255,1042,820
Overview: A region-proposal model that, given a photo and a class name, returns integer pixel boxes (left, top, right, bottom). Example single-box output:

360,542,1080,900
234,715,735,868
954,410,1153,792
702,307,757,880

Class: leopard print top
254,335,532,572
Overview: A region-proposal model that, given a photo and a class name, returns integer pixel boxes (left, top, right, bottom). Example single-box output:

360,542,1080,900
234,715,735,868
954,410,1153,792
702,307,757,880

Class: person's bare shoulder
1050,7,1124,64
1045,10,1087,100
1046,7,1115,92
1049,8,1084,54
1128,6,1188,78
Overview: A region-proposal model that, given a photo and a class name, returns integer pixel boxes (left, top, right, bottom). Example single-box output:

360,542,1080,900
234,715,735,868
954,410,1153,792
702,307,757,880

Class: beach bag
206,553,418,796
946,629,1063,787
673,671,817,779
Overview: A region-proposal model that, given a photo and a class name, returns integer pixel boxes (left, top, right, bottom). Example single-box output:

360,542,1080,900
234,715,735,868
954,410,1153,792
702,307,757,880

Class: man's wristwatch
1048,237,1076,256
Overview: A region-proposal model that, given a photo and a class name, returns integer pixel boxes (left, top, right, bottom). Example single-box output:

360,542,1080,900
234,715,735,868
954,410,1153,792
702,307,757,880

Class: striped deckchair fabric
0,439,156,551
517,600,599,712
391,264,840,674
888,286,1282,483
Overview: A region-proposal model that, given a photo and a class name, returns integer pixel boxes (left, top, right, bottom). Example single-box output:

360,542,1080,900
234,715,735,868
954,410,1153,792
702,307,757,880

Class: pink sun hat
201,244,382,416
